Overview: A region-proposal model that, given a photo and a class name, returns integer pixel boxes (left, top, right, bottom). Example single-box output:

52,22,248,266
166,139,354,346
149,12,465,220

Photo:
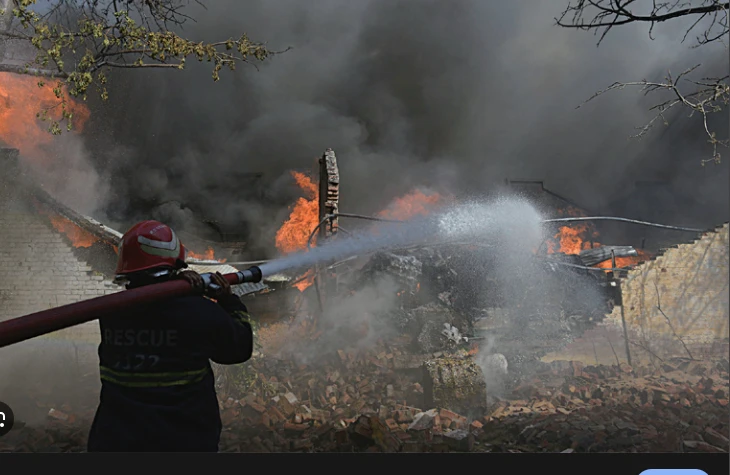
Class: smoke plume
64,0,727,251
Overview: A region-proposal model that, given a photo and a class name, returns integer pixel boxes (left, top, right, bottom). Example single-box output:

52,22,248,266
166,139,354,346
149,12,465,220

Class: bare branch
577,65,729,164
555,2,729,163
0,62,68,78
556,0,729,47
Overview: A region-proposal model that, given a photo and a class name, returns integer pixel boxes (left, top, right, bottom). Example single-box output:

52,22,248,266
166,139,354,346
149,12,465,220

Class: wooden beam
318,148,339,240
314,149,340,315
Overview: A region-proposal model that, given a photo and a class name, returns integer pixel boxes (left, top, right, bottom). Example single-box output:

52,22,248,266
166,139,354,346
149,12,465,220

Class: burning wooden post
318,148,339,240
314,149,340,312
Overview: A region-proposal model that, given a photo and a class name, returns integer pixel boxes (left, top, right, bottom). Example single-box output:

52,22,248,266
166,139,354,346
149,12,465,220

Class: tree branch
0,63,68,78
556,0,729,47
4,0,287,134
556,2,729,163
577,65,729,164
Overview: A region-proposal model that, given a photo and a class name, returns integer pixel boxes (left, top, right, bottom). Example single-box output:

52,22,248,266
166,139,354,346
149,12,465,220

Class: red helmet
115,220,186,275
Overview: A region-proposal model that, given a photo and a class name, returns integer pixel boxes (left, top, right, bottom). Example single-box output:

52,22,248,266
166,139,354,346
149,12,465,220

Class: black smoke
70,0,727,255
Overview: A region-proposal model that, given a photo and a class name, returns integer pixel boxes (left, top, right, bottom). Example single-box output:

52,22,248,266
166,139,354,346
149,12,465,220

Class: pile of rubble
209,353,729,453
212,337,482,452
479,358,730,453
351,246,616,371
1,345,727,453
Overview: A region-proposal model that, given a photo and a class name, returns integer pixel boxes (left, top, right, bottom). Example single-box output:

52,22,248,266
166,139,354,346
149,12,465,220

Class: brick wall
0,193,120,353
544,224,729,365
605,223,729,360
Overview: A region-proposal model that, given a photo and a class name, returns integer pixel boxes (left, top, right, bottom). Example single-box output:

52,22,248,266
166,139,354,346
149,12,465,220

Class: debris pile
0,242,725,453
210,354,730,453
1,341,727,453
478,358,730,453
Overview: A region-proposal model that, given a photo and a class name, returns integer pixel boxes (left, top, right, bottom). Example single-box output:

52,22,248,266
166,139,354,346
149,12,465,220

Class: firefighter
87,220,255,452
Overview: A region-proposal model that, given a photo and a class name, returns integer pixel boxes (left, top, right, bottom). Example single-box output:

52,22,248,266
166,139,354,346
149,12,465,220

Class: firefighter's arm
205,272,255,364
208,294,255,364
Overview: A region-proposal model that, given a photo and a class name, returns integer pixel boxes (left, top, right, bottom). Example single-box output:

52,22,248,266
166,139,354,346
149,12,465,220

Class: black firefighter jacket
87,291,254,452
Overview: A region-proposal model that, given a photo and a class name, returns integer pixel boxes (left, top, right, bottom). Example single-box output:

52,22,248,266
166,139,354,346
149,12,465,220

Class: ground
0,333,727,453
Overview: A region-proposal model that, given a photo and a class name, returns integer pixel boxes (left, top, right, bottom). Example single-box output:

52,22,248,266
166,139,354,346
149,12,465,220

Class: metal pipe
541,216,706,233
538,258,632,272
0,266,263,349
332,212,403,223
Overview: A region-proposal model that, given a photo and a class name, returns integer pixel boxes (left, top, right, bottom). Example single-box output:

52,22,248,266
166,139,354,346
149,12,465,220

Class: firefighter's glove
177,270,205,293
206,272,232,300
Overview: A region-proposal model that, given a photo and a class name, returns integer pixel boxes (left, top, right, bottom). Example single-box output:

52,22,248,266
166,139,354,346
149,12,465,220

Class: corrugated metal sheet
231,282,269,296
187,263,239,274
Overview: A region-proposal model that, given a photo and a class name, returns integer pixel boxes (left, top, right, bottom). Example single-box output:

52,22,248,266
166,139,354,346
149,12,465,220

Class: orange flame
293,269,315,292
186,246,227,263
544,207,652,271
275,171,319,255
546,225,597,254
48,214,99,248
0,73,91,161
377,189,444,221
594,249,652,270
545,207,600,255
275,171,319,292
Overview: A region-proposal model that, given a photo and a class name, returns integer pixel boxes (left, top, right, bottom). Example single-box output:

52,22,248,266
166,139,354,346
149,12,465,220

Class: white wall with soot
0,197,120,349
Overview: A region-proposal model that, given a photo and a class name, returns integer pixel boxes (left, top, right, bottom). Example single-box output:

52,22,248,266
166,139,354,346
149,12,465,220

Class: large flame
33,201,100,248
545,207,599,254
547,225,598,255
545,206,652,270
49,214,99,248
0,73,91,160
275,171,319,255
275,171,319,292
376,189,445,221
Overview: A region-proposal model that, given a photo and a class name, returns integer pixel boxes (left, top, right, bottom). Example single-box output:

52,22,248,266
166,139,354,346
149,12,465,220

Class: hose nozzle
236,265,263,284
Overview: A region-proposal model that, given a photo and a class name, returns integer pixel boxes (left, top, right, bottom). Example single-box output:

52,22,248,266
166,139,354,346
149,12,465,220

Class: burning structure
0,70,727,453
0,142,728,452
0,0,728,451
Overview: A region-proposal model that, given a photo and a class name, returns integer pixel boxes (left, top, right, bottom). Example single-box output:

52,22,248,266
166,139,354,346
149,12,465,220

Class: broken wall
607,223,729,360
544,224,729,365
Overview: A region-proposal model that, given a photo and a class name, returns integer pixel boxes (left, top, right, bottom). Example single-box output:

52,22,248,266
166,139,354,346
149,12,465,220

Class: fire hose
0,266,263,349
